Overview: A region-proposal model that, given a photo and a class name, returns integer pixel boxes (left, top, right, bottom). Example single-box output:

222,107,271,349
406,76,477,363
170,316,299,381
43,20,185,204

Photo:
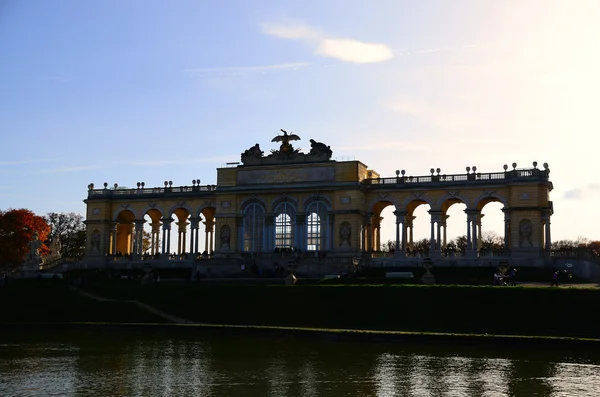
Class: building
81,131,553,276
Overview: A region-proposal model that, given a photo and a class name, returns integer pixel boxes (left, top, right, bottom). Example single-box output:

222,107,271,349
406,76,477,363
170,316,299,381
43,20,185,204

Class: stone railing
366,167,550,187
88,184,217,198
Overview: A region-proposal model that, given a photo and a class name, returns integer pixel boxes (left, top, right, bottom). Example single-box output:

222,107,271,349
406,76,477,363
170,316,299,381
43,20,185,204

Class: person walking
508,268,517,286
551,271,559,287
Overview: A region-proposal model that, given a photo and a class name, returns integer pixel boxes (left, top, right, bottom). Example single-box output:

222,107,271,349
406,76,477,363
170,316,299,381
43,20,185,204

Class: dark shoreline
2,321,600,349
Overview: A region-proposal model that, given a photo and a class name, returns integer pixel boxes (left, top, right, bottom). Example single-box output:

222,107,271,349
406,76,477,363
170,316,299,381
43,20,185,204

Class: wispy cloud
563,184,600,200
0,157,60,166
127,156,233,167
184,62,312,74
261,20,393,64
382,97,479,131
37,165,99,174
337,141,429,153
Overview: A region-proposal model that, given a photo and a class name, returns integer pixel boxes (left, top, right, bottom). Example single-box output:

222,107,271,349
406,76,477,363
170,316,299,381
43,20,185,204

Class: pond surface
1,328,599,396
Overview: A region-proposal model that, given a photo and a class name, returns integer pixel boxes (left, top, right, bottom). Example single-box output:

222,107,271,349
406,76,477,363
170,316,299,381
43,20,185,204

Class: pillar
161,218,172,254
502,209,511,250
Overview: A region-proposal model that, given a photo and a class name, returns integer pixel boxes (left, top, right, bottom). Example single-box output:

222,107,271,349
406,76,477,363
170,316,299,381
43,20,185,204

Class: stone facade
82,135,553,273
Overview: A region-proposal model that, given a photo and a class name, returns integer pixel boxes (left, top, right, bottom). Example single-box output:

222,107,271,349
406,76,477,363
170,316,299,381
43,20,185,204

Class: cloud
37,165,99,174
317,39,393,64
0,157,60,166
382,97,479,131
260,22,321,40
184,62,312,74
564,188,584,200
563,184,600,200
127,156,232,167
261,21,393,64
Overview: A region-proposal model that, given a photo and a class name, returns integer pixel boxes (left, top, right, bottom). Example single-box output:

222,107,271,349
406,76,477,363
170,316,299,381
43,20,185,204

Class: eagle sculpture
272,129,301,153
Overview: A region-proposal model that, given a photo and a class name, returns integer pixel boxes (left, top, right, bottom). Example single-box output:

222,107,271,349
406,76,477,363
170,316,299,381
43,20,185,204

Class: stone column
205,220,214,254
264,215,274,252
441,214,449,249
161,218,172,255
394,211,407,258
465,210,478,257
406,216,415,252
175,221,188,254
295,214,306,251
190,218,200,254
150,222,161,255
134,220,145,255
374,217,382,251
429,211,442,258
502,209,511,250
542,212,552,250
126,224,134,254
111,222,118,255
365,215,373,251
360,216,366,252
476,214,484,250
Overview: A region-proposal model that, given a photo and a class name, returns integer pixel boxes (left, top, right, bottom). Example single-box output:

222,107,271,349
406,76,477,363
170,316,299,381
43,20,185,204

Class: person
551,271,559,287
508,268,517,286
493,271,501,285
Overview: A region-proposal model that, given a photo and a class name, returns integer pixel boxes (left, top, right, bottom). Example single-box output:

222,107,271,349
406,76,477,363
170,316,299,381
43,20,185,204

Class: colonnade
362,208,510,257
109,217,215,256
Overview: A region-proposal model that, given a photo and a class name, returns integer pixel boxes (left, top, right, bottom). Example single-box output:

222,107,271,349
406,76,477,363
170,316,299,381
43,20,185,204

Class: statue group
240,129,333,165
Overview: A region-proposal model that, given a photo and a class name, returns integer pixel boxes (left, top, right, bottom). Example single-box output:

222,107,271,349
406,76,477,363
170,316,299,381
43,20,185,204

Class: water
1,328,600,396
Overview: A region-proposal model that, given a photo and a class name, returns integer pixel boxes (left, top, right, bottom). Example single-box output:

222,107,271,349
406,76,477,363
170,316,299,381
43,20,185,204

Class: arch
167,202,194,218
367,195,400,213
400,193,434,212
196,204,216,219
142,207,163,223
303,193,332,210
242,201,266,252
114,209,135,222
140,203,167,219
240,195,268,211
437,192,470,210
271,195,299,211
472,191,508,211
112,207,136,221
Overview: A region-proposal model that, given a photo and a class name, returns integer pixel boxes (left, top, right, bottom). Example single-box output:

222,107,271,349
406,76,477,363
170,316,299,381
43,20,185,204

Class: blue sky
1,0,599,243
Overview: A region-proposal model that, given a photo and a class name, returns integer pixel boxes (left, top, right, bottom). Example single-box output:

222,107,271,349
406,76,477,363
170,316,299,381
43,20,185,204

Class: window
274,201,295,249
307,212,320,251
275,213,293,248
306,200,328,251
243,203,264,252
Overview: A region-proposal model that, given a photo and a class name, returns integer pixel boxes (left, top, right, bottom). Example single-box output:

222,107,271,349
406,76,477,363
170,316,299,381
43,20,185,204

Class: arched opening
199,206,215,256
306,200,330,252
114,210,135,255
479,201,506,255
407,201,431,256
442,200,468,256
274,201,296,250
170,207,191,258
243,202,265,253
142,209,162,257
379,204,396,253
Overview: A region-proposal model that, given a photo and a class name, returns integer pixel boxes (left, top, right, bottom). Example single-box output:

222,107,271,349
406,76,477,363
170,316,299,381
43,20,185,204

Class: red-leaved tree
0,208,50,271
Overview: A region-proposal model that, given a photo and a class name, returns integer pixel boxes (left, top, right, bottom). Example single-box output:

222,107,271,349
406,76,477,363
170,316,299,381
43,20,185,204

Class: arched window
243,203,265,252
274,201,295,249
306,200,328,251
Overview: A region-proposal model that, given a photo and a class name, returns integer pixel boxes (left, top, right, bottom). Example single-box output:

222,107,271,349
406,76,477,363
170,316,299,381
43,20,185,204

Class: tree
45,212,86,259
480,231,505,251
381,239,396,253
412,238,431,254
446,235,467,253
0,208,50,270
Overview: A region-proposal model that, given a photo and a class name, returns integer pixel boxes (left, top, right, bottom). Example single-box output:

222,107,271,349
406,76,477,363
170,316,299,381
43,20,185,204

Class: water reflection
1,329,600,396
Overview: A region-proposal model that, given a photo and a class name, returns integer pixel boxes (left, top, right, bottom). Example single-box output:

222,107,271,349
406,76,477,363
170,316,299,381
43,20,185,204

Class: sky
1,0,599,245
